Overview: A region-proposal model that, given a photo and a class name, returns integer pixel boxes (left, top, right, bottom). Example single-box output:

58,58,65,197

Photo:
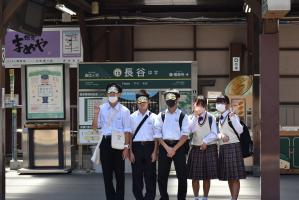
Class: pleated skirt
187,144,218,180
218,142,246,181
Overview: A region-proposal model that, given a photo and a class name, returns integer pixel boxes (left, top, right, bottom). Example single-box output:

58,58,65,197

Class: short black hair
195,95,207,107
105,82,122,93
136,89,149,99
216,94,230,104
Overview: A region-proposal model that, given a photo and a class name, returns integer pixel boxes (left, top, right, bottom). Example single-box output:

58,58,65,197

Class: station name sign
79,62,193,89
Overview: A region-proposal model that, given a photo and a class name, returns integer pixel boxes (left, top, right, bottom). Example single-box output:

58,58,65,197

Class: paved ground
4,169,299,200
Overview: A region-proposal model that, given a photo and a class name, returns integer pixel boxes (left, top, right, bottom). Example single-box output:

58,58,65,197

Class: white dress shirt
154,108,189,140
97,102,131,136
130,110,157,142
189,111,218,144
217,110,243,138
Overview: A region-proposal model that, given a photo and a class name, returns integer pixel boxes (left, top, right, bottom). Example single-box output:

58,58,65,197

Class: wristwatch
124,144,130,149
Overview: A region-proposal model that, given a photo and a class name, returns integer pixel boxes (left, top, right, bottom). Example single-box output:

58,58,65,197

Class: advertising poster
4,28,83,67
26,64,65,120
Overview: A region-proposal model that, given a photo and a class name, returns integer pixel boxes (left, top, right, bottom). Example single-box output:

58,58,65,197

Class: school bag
217,115,254,158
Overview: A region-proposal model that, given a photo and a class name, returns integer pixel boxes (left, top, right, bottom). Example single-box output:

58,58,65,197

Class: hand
92,104,100,129
151,151,157,162
167,147,176,158
94,103,100,115
193,105,201,116
122,148,129,160
229,112,236,118
200,143,208,150
164,146,172,158
221,134,229,143
129,150,135,163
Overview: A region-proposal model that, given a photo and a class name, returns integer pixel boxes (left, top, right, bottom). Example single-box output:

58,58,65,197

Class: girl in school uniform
187,96,218,200
215,95,246,200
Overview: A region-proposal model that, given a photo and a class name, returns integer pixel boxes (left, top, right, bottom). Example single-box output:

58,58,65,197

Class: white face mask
216,103,226,113
108,96,118,104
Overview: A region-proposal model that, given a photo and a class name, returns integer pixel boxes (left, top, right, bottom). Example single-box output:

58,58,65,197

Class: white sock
194,197,200,200
202,197,208,200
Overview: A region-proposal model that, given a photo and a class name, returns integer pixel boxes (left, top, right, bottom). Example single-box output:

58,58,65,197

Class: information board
25,64,65,120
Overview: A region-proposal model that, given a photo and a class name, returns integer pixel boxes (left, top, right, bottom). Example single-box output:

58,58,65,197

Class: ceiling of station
9,0,299,26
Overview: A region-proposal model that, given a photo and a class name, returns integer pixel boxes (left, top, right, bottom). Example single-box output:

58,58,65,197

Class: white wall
133,24,299,125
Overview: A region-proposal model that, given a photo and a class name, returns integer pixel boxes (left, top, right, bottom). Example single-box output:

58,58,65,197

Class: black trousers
131,142,157,200
100,137,125,200
158,141,187,200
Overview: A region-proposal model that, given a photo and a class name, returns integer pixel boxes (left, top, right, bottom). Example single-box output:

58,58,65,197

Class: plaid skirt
218,142,246,181
187,144,218,180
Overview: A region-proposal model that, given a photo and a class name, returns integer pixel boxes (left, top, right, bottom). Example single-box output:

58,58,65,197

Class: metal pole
9,69,20,170
12,107,17,161
9,69,17,160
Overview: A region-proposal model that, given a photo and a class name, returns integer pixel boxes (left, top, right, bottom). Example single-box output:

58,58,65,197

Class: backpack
217,115,254,158
161,111,189,154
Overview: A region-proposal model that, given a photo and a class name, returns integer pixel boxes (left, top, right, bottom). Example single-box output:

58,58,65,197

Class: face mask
216,103,226,113
166,100,176,108
108,96,118,104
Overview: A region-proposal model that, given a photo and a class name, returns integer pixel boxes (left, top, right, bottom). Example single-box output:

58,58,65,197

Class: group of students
92,82,246,200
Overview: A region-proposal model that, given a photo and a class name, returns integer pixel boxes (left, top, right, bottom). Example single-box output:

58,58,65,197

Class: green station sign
79,62,193,89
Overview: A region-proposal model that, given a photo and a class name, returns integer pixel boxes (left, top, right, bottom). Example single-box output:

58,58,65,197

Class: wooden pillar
0,0,28,198
0,0,5,198
247,12,261,176
260,19,280,200
78,9,91,62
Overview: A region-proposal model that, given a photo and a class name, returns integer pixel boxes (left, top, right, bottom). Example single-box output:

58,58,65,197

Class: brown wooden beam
1,0,28,198
246,0,262,19
263,19,279,34
0,0,5,198
78,9,91,62
64,0,91,14
193,25,197,61
2,0,27,28
247,11,261,177
260,29,280,200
